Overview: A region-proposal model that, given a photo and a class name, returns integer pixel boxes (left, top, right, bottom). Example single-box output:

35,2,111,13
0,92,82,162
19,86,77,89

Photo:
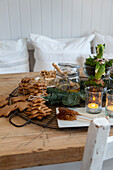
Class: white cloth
30,34,95,71
0,39,29,74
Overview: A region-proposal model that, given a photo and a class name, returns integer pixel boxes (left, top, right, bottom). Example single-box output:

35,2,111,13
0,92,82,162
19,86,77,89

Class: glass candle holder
109,69,113,88
85,86,103,114
105,89,113,117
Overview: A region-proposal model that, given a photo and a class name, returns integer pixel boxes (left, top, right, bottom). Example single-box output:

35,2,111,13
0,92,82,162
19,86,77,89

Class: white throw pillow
30,34,95,71
0,39,29,74
92,31,113,59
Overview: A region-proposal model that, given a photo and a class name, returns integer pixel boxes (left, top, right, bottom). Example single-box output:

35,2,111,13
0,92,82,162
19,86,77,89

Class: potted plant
84,44,113,87
85,64,105,87
84,44,113,77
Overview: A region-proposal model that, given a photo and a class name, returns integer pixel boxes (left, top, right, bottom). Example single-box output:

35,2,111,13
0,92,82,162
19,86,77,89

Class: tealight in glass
105,89,113,117
85,86,103,114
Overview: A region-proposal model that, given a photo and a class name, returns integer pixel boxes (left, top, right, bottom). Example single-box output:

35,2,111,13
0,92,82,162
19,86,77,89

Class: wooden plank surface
0,72,112,170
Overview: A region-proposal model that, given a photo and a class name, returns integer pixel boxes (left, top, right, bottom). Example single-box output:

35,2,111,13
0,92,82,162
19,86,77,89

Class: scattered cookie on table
0,95,8,102
0,99,8,108
0,104,18,117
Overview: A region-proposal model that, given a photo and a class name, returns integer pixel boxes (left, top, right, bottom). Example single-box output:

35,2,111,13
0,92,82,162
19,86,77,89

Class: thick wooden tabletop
0,72,112,170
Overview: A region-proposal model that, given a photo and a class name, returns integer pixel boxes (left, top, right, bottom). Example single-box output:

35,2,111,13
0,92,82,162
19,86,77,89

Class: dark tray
8,85,86,129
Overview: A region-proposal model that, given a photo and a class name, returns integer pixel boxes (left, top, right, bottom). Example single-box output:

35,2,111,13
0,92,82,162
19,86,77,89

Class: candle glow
87,95,99,109
107,106,113,111
88,103,99,109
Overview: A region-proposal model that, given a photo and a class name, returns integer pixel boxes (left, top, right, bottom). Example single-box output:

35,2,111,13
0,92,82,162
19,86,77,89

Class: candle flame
93,96,96,101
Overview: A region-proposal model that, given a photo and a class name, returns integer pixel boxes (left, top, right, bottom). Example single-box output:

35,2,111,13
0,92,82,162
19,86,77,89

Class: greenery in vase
85,44,113,87
85,44,113,68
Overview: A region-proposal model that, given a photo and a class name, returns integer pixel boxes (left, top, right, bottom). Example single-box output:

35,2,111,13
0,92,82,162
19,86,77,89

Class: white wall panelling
62,0,72,38
19,0,31,38
81,0,93,36
91,0,102,33
0,0,11,39
8,0,21,39
51,0,62,38
30,0,42,35
100,0,112,34
109,0,113,36
72,0,82,37
41,0,52,36
0,0,113,41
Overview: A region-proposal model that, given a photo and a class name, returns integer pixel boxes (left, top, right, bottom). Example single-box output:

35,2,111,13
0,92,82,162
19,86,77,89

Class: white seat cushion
30,34,95,71
0,39,29,74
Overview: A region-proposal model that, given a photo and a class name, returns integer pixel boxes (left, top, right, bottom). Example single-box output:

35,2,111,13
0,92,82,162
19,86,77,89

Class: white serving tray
56,107,113,128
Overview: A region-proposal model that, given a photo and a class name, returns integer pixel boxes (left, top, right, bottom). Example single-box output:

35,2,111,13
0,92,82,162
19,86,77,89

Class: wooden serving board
0,72,113,170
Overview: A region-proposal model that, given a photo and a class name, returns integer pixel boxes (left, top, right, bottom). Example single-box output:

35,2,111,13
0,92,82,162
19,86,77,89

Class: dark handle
9,111,31,127
43,115,56,128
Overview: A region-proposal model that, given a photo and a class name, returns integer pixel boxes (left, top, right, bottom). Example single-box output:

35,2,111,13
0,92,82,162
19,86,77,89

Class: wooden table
0,72,112,170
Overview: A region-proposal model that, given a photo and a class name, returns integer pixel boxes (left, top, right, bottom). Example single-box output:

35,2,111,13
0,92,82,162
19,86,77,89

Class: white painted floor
17,159,113,170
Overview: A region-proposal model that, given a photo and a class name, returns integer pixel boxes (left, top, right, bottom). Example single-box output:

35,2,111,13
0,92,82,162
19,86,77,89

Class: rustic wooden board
0,71,111,170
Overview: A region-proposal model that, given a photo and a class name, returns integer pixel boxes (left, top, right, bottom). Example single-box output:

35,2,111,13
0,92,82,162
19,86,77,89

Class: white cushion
92,31,113,59
30,34,95,71
0,39,29,74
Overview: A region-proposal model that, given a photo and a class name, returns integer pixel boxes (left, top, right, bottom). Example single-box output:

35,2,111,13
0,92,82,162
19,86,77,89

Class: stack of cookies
29,82,47,97
18,77,48,97
18,77,32,95
25,97,52,120
0,77,52,121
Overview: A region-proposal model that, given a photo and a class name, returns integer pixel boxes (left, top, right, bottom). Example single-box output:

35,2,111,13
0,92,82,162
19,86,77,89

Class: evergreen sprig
45,88,85,106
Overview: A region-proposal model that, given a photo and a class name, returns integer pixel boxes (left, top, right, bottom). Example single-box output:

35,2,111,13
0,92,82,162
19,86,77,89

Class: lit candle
88,103,99,109
107,106,113,111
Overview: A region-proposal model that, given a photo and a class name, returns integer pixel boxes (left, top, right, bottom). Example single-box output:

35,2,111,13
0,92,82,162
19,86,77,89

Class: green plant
85,76,103,87
85,56,97,67
85,44,113,68
96,44,105,59
84,44,111,87
95,62,105,80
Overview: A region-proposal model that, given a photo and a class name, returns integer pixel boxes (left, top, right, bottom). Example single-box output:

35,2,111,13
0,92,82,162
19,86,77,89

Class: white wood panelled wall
0,0,113,41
